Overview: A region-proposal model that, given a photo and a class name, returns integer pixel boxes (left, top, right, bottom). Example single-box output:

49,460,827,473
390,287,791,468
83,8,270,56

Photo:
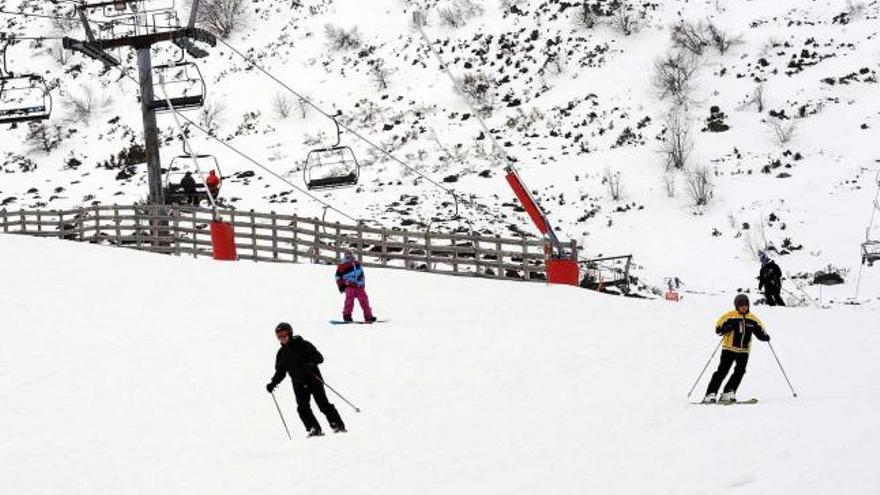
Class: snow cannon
504,166,579,286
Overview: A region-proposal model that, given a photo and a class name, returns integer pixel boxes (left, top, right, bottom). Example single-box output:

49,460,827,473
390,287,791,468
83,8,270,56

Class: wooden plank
271,211,278,260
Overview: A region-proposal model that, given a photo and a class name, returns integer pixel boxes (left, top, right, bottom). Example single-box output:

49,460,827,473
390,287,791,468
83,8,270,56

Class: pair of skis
691,398,758,405
329,319,390,325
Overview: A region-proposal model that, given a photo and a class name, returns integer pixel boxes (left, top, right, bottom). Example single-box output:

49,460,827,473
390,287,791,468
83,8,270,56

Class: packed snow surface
1,235,878,494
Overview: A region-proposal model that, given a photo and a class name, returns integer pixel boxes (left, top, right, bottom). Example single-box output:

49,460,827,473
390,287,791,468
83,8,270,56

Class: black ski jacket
269,336,324,386
758,261,782,290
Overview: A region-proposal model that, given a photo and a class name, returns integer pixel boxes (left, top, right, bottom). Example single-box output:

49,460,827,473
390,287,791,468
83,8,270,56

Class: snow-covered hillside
2,0,880,298
1,234,879,494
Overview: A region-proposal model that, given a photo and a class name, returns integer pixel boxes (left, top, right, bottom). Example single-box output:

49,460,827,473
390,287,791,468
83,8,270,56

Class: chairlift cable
216,38,487,216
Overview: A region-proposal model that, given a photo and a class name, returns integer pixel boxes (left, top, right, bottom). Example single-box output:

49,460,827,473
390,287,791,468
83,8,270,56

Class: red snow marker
210,221,237,261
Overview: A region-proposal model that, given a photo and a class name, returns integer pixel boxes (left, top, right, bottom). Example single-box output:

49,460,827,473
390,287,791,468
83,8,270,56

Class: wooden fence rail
0,205,632,290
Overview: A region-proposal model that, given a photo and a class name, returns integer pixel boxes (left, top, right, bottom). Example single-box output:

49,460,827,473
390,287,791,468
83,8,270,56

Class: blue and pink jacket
336,260,365,289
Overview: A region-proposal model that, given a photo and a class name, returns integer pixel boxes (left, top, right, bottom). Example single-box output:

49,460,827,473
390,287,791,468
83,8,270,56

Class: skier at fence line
266,322,346,436
758,251,785,306
703,294,771,404
335,250,376,323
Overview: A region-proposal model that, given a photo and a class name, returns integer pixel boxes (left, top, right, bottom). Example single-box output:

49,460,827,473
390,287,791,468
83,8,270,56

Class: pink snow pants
343,286,373,320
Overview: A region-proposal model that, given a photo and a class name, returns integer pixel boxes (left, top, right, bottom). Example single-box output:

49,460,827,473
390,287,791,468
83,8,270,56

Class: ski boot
332,425,347,433
702,393,717,404
307,428,324,438
719,391,736,404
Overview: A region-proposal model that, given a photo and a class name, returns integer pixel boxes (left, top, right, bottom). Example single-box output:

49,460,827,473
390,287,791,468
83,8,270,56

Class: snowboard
691,398,758,405
329,319,389,325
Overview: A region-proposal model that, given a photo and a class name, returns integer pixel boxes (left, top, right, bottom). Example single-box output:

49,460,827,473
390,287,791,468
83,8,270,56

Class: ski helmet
275,322,293,335
733,294,750,308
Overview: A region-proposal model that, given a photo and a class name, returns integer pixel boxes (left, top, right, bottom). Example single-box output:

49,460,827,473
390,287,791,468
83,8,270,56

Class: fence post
403,231,410,269
93,204,101,242
134,211,142,250
292,214,299,263
191,209,198,257
452,237,459,273
473,235,481,276
20,211,26,234
313,222,320,263
495,237,503,279
334,222,341,262
113,205,122,246
522,237,529,281
381,228,388,266
172,207,181,256
56,210,63,239
1,209,7,232
250,209,257,260
271,211,278,260
36,210,42,233
425,231,432,272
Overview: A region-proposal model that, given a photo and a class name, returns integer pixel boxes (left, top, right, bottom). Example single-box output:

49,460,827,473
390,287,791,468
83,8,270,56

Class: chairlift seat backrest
304,146,359,190
0,75,51,124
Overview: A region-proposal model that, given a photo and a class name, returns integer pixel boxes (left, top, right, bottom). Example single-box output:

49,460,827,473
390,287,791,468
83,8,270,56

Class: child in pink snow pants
335,250,376,323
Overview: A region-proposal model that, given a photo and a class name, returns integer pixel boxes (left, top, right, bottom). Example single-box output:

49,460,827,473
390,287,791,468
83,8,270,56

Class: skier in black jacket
758,252,785,306
266,322,346,436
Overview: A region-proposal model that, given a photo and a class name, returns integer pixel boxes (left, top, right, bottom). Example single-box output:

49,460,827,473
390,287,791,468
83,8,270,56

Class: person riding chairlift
205,169,221,200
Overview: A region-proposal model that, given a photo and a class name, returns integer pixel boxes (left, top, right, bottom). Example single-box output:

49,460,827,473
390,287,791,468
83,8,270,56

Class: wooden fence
0,204,631,289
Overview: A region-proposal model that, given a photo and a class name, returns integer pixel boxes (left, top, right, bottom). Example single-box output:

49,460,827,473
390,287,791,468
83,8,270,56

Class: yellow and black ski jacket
715,310,769,353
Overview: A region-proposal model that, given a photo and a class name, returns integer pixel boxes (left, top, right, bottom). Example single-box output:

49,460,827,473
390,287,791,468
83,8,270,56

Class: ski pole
687,339,722,398
270,391,292,440
768,341,798,398
313,373,361,413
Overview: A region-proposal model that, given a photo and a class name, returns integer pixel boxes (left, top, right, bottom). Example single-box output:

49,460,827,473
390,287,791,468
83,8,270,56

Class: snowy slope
2,0,880,298
1,234,878,494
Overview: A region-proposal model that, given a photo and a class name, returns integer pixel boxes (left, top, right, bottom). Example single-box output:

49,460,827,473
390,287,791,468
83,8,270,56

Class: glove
757,333,770,342
338,285,345,293
266,382,276,393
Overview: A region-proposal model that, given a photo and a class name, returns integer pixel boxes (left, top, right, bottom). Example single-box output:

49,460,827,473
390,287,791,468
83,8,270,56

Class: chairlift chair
0,75,52,124
304,118,359,190
163,148,222,205
862,240,880,266
0,41,52,125
149,59,205,112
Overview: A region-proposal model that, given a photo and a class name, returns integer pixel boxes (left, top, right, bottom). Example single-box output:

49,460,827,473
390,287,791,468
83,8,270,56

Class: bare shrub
369,58,394,90
603,168,624,201
663,171,677,197
706,22,742,54
686,165,715,206
460,71,494,113
739,83,765,113
612,1,641,36
661,107,692,170
671,20,709,55
324,24,362,50
26,122,63,154
273,93,293,119
653,51,698,102
296,95,310,119
199,101,226,135
769,117,797,145
65,85,112,122
195,0,248,39
577,2,598,28
437,0,484,28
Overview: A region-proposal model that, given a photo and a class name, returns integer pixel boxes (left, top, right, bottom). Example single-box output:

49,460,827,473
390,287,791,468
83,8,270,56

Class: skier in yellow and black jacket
703,294,770,404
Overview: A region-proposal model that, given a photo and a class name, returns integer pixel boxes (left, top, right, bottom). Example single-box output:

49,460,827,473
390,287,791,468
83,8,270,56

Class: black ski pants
293,379,344,433
706,349,750,395
764,287,785,306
